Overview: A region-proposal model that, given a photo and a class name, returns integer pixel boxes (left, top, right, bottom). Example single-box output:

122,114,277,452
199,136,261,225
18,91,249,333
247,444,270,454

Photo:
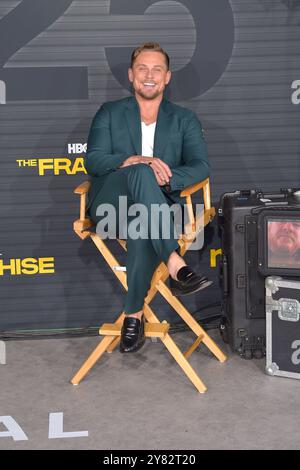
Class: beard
275,235,297,254
135,87,162,101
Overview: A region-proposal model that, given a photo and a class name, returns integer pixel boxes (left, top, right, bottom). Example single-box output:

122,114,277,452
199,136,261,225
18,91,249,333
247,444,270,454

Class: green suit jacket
85,96,210,209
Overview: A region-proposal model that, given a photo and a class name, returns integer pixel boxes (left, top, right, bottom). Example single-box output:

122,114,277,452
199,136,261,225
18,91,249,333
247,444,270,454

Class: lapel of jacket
154,98,173,158
125,97,142,155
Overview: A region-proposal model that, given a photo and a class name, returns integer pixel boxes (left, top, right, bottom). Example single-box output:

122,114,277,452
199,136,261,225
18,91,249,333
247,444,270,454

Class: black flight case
265,276,300,379
218,188,300,359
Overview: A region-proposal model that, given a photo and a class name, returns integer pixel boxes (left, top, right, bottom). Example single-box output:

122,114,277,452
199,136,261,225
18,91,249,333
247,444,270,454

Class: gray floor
1,330,299,450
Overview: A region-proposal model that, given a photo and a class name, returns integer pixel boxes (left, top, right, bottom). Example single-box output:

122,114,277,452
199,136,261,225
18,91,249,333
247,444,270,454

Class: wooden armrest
180,178,209,197
74,181,91,195
179,178,213,235
73,181,91,226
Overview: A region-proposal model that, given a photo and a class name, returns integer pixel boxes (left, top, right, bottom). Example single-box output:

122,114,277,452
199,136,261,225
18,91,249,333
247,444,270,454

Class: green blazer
85,96,210,208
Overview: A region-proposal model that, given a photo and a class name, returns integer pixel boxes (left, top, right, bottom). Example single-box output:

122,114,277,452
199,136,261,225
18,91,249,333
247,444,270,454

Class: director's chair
71,177,227,393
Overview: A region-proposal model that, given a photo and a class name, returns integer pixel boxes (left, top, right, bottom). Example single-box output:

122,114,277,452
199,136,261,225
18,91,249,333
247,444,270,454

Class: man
268,219,300,268
85,42,212,353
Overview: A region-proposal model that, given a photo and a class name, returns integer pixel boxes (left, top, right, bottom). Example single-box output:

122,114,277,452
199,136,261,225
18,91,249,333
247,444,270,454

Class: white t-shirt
141,121,156,158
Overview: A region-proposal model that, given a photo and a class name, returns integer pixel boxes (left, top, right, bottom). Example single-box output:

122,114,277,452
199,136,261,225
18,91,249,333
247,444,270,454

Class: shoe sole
170,280,213,297
119,337,146,353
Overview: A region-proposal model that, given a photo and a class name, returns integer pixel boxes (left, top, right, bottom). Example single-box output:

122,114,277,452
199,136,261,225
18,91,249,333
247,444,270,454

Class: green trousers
89,164,179,314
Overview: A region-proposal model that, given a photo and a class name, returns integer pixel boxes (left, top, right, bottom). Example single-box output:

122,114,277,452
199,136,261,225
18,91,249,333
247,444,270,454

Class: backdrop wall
0,0,299,336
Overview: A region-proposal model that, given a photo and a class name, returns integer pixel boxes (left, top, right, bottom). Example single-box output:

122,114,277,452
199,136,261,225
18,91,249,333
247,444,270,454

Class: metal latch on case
278,298,300,322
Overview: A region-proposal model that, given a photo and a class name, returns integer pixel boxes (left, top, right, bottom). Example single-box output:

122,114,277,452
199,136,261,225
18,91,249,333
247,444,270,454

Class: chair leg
70,335,118,385
161,333,207,393
106,336,120,353
144,304,207,393
70,312,125,384
156,280,227,363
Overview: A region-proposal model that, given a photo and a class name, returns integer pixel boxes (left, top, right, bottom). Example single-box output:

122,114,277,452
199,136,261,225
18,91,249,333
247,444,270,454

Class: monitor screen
267,218,300,269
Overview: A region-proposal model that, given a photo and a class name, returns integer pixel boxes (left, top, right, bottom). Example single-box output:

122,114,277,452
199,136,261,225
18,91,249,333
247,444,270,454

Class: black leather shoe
119,315,146,353
169,266,213,296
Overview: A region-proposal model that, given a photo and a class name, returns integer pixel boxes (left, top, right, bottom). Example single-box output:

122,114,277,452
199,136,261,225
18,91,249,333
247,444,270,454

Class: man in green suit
85,42,212,353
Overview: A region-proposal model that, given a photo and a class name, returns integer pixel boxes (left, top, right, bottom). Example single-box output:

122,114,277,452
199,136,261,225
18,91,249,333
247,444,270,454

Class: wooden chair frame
71,178,227,393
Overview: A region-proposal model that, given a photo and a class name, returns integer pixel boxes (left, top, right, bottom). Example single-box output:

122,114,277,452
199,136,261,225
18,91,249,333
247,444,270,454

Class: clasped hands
120,155,172,186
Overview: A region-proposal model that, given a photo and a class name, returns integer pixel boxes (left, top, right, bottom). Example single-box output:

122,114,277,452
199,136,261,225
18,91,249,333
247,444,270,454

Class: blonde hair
131,42,170,70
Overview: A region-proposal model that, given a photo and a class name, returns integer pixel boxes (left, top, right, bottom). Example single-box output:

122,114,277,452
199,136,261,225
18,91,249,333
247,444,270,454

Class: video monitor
267,218,300,269
257,210,300,276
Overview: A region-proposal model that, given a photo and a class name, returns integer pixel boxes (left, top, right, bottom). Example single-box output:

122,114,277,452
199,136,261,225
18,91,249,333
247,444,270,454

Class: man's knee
127,162,155,180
